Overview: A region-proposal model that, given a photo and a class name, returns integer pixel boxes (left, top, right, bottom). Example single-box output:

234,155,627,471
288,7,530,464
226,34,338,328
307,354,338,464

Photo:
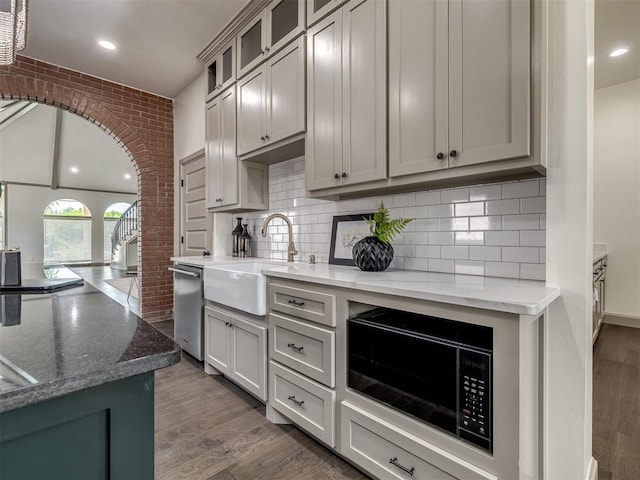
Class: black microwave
347,307,493,452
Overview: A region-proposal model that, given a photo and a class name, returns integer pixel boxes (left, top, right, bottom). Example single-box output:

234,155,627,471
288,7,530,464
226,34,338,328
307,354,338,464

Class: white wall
594,79,640,320
545,0,595,477
4,184,136,265
173,73,206,160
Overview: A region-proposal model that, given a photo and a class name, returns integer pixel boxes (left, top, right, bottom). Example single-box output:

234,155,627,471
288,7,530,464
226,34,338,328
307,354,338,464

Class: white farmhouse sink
204,262,285,316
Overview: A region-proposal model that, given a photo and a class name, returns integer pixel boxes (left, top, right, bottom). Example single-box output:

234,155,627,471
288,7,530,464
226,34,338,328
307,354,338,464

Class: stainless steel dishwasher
169,264,204,360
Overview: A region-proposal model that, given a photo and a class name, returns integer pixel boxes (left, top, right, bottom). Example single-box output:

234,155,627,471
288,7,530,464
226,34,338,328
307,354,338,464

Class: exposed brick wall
0,55,174,321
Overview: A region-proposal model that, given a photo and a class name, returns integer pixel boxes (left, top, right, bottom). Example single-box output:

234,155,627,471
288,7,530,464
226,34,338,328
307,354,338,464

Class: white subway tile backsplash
428,204,454,218
486,199,520,215
441,217,469,231
455,232,484,245
485,262,520,278
241,157,545,281
415,190,441,205
441,188,469,204
502,180,539,199
520,230,546,247
428,259,455,273
485,231,520,246
428,232,455,245
469,185,502,201
469,246,502,261
503,214,540,231
455,260,485,276
502,247,539,263
520,263,545,281
470,216,502,231
455,202,485,217
416,245,441,258
441,246,469,260
520,197,546,214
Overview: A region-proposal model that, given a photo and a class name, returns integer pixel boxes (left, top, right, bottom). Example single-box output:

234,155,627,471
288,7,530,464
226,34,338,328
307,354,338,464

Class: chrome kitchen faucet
261,213,298,262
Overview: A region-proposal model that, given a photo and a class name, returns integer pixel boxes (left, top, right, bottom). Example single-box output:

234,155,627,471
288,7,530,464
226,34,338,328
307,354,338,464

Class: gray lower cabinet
204,304,268,402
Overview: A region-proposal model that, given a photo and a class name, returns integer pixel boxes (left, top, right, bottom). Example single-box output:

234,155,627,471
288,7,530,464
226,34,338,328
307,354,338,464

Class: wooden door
237,66,267,155
179,153,210,256
341,0,387,185
219,86,238,207
266,36,305,145
205,307,231,375
230,316,268,401
306,10,343,191
448,0,530,167
388,0,449,177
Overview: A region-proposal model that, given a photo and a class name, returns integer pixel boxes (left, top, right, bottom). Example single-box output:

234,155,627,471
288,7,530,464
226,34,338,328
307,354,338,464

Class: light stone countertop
172,256,560,316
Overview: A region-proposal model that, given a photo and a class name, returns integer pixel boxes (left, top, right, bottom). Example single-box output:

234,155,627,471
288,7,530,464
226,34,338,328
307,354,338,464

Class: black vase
352,236,394,272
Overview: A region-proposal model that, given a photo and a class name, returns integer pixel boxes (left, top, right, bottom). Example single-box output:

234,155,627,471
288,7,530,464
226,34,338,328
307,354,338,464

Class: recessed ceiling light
124,173,132,180
98,40,116,50
70,167,79,173
609,47,629,58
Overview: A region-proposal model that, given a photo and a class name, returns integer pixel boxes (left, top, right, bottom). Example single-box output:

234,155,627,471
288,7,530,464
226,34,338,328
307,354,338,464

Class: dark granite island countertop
0,283,180,413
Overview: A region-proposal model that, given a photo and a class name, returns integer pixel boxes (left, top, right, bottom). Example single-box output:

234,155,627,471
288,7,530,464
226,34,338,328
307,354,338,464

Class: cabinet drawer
341,402,496,480
268,282,336,326
269,312,335,387
269,361,335,447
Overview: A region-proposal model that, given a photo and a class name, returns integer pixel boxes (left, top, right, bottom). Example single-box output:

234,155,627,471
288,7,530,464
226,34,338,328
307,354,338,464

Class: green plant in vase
352,201,414,271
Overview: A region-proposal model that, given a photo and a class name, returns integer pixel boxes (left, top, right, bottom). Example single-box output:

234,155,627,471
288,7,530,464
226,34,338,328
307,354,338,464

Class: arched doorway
0,55,174,321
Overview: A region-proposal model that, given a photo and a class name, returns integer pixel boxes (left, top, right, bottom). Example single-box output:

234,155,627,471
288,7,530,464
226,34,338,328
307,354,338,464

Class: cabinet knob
265,47,270,53
265,135,270,140
449,149,459,158
261,136,265,141
342,172,348,178
436,152,445,160
334,173,340,179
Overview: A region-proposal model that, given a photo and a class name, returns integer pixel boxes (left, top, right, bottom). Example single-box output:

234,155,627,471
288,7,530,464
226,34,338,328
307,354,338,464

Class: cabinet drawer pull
287,343,304,353
287,395,304,407
288,299,305,308
389,457,415,476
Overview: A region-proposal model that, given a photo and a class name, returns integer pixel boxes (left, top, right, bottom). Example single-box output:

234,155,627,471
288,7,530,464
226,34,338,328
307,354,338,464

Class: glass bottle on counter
232,217,243,257
239,224,252,258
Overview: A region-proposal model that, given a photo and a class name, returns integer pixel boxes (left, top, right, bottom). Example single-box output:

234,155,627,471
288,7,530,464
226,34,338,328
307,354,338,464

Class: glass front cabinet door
206,39,236,101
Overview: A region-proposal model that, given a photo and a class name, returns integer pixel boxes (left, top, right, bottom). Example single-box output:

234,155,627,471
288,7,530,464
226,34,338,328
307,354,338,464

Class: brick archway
0,56,174,320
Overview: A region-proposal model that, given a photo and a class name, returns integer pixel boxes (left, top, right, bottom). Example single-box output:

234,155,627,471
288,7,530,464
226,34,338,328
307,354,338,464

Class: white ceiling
16,0,639,98
0,100,137,194
595,0,640,89
22,0,248,98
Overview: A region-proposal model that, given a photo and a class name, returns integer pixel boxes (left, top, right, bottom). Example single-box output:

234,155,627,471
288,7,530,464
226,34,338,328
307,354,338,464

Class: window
104,202,131,262
43,199,92,265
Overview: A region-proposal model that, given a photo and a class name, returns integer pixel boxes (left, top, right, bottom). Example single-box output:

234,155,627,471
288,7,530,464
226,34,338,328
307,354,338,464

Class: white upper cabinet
341,0,387,185
205,39,235,102
306,0,342,27
238,67,267,155
306,0,387,191
238,36,306,156
206,86,238,209
388,0,448,177
448,0,530,167
237,0,306,79
389,0,530,177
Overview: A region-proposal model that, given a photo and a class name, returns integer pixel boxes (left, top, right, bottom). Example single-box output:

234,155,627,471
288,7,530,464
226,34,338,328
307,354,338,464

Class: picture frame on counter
329,213,373,266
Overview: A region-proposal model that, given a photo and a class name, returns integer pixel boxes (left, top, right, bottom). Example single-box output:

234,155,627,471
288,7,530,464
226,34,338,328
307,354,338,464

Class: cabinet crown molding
197,0,272,65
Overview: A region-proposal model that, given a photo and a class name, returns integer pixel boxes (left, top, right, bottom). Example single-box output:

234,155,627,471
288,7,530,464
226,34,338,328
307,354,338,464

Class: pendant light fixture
0,0,29,66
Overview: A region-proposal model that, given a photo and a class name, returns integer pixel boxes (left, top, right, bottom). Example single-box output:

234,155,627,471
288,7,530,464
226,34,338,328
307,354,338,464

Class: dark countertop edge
0,348,181,414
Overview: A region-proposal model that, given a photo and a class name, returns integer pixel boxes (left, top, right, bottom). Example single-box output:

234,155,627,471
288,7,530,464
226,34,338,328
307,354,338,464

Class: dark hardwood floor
593,324,640,480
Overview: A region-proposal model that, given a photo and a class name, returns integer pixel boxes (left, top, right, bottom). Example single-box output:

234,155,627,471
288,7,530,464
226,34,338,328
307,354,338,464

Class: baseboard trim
604,312,640,328
586,457,598,480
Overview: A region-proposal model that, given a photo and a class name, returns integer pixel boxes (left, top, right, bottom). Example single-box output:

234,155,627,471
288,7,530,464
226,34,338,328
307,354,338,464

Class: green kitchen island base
0,372,154,480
